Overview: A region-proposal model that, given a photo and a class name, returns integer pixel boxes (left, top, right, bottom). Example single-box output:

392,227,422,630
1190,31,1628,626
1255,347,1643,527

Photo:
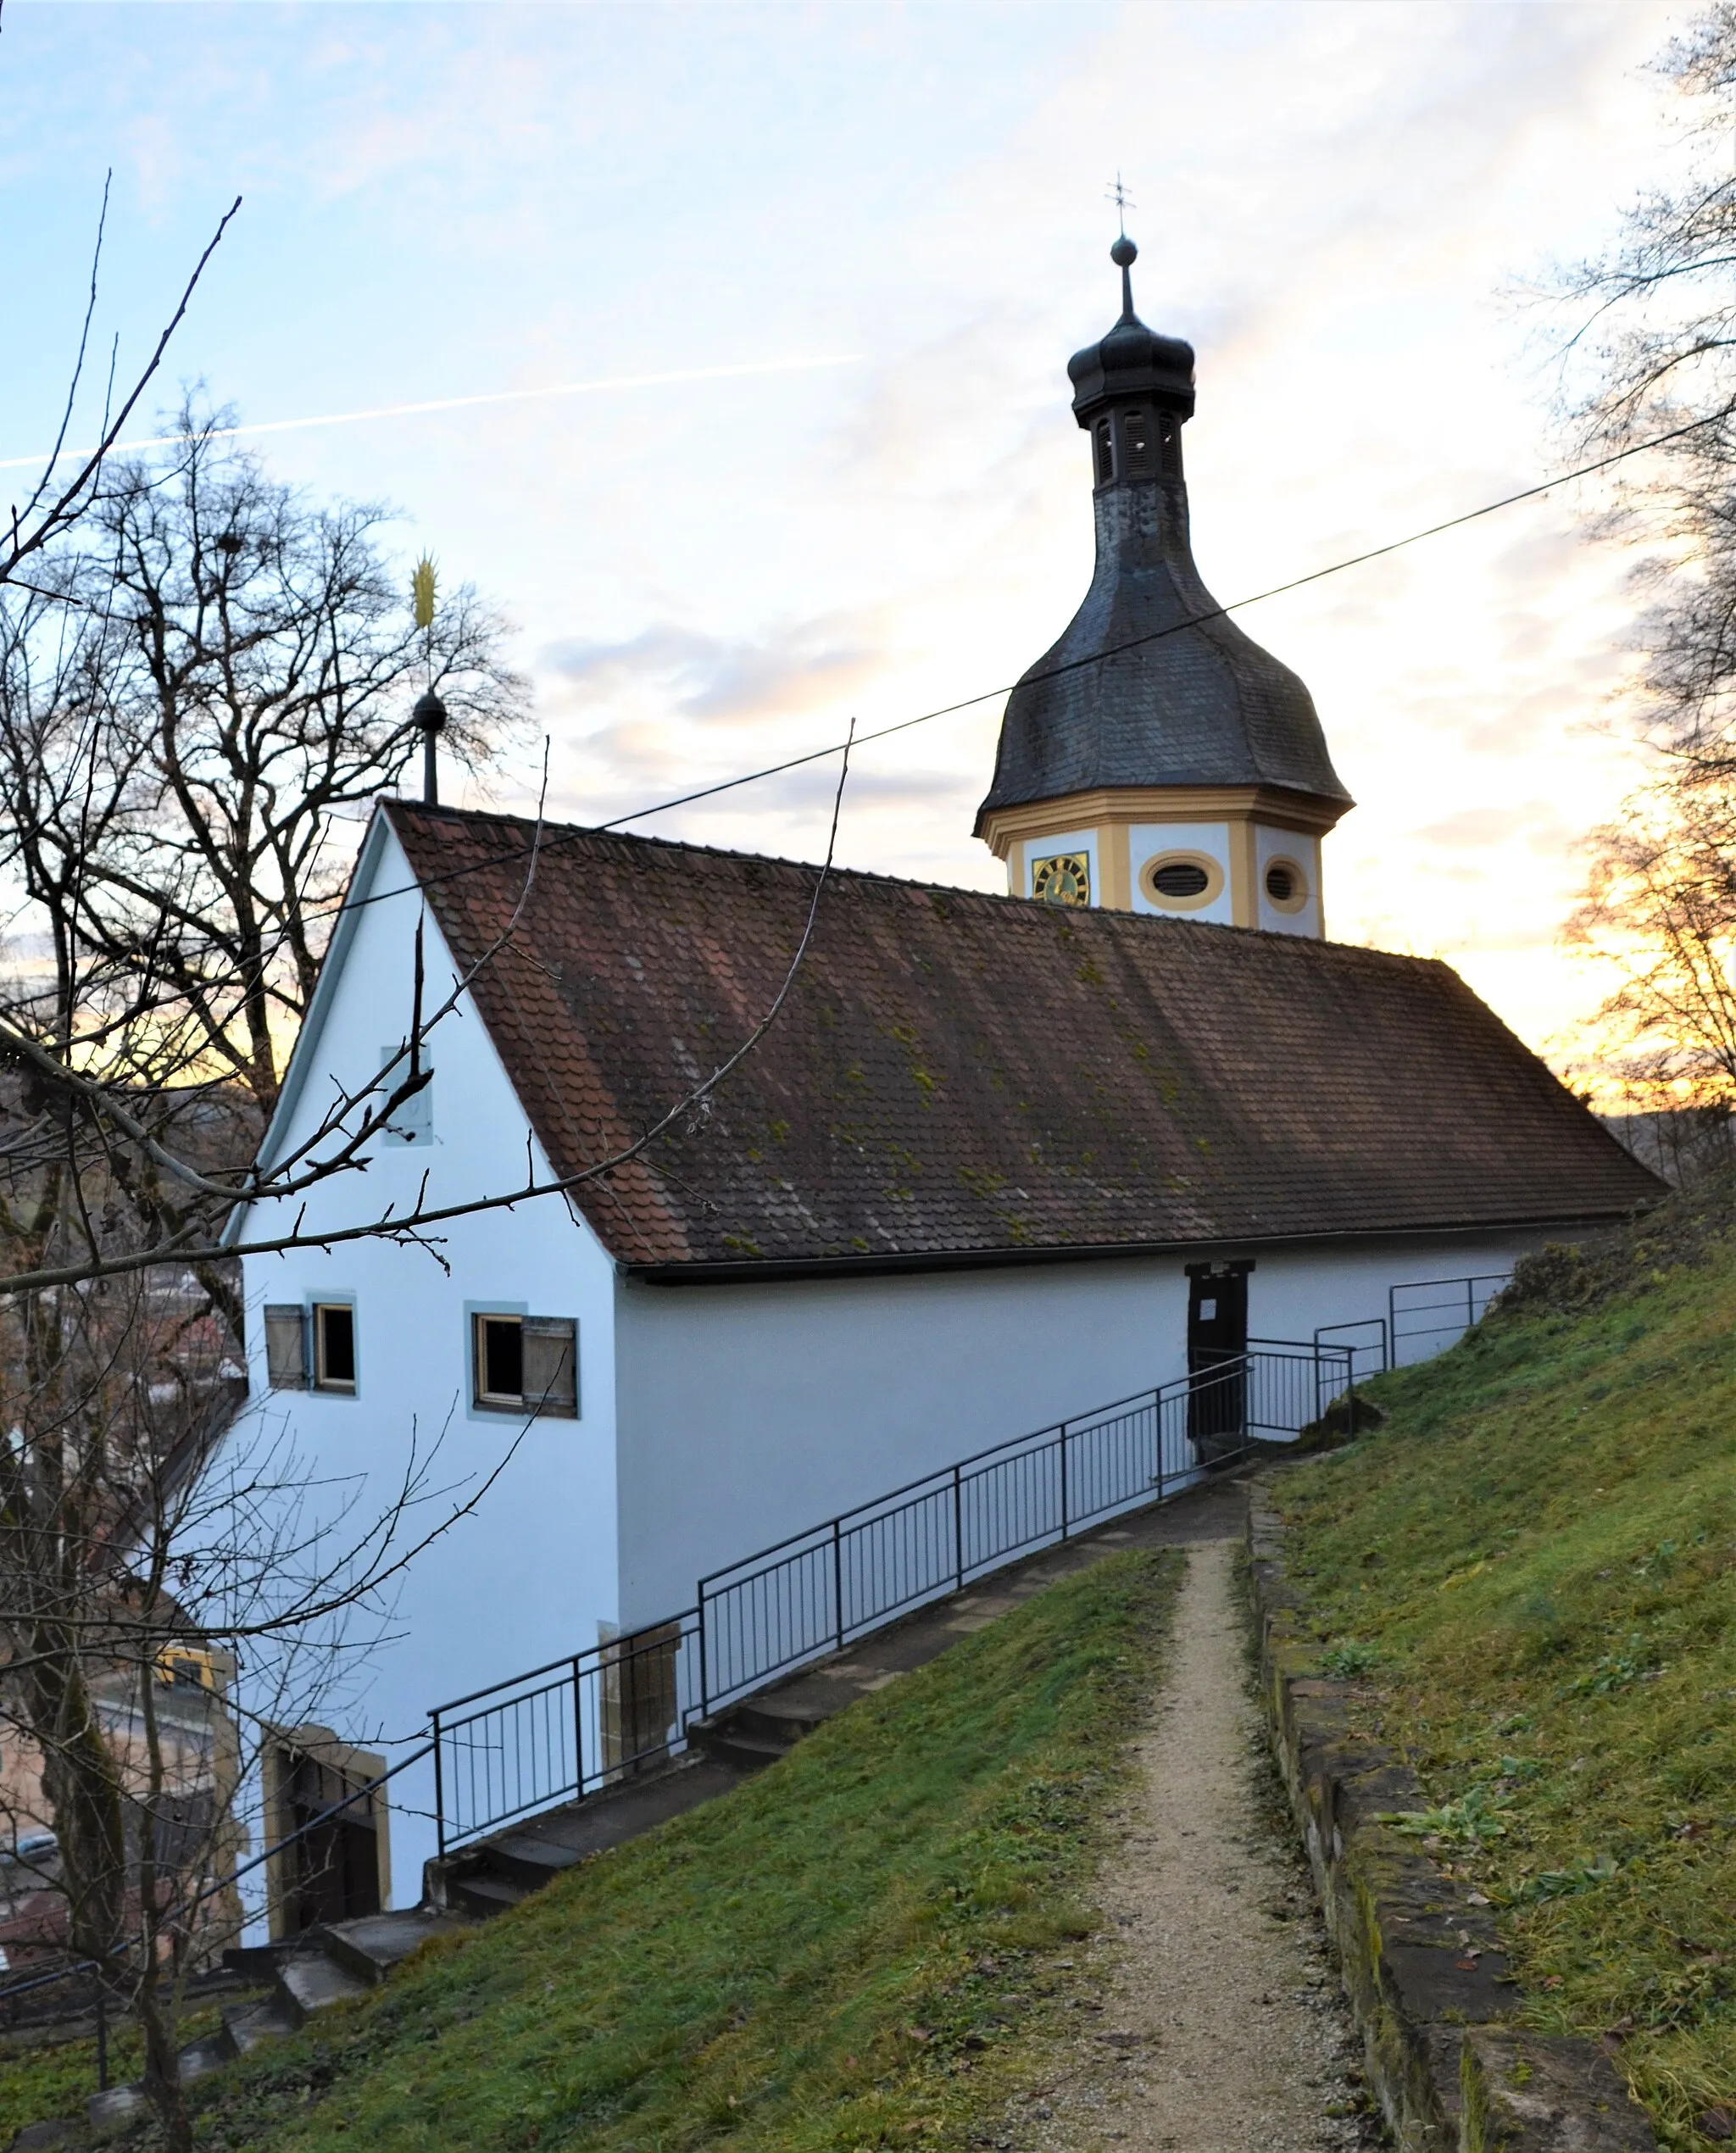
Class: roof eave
220,806,401,1249
618,1199,1661,1287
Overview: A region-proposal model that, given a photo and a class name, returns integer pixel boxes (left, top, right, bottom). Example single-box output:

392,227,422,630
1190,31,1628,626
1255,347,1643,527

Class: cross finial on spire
1104,176,1139,318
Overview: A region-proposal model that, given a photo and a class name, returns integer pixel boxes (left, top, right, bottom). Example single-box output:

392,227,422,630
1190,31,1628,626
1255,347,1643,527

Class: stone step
688,1722,792,1772
222,1996,298,2055
474,1833,589,1894
9,2120,80,2148
313,1909,471,1987
275,1951,371,2028
176,2029,236,2083
447,1867,529,1920
84,2083,147,2135
728,1697,830,1744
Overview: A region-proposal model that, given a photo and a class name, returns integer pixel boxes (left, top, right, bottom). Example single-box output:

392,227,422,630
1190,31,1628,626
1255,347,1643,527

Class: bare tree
0,409,527,1303
3,183,240,608
0,1249,520,2150
1547,7,1736,1115
0,381,530,2141
1567,771,1736,1108
60,404,522,1100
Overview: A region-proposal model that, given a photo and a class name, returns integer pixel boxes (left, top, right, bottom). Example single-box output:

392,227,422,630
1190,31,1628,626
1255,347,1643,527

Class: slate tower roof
976,239,1352,831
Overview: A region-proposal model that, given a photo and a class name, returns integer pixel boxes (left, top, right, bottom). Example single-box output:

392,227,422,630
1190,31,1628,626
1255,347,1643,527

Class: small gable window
472,1313,579,1419
380,1046,433,1147
264,1303,357,1394
313,1304,357,1394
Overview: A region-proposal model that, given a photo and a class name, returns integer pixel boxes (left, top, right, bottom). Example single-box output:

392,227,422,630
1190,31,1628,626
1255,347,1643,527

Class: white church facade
226,239,1657,1897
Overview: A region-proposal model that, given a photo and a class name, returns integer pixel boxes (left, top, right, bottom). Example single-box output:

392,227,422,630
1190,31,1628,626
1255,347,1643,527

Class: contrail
0,353,863,472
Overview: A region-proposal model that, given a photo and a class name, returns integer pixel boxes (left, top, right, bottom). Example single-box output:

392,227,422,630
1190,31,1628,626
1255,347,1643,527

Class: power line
315,410,1715,924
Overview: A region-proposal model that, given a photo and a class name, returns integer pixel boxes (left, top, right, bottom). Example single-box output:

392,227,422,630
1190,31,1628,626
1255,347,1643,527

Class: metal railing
430,1613,704,1857
1388,1274,1509,1366
0,1735,435,2037
1314,1316,1390,1380
429,1339,1349,1853
696,1343,1344,1711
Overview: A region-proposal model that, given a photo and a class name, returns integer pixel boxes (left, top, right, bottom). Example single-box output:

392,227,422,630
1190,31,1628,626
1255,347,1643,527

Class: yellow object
1032,853,1091,907
411,556,438,631
156,1645,216,1691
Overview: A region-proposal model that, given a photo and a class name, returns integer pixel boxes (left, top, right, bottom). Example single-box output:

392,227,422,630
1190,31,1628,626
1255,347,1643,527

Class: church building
226,240,1655,1895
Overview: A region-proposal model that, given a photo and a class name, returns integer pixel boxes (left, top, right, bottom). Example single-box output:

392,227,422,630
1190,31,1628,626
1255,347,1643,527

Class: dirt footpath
1010,1536,1385,2151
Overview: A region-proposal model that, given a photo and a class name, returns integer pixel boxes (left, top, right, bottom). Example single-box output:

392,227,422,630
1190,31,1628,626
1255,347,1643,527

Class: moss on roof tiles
381,801,1660,1270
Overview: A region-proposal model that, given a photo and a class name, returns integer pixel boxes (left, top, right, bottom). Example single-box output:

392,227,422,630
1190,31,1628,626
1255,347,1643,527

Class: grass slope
1275,1188,1736,2150
0,2017,173,2143
121,1548,1180,2152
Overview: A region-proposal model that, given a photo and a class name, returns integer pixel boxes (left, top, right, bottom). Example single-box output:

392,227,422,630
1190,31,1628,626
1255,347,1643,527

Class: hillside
81,1549,1182,2152
1273,1179,1736,2152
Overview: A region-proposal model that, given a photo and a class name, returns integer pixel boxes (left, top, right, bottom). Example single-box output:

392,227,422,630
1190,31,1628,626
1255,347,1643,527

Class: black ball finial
413,688,448,806
1110,235,1138,268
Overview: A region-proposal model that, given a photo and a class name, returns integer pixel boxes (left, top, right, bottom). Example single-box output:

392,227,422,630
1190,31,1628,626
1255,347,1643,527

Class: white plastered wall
230,820,620,1894
609,1224,1551,1630
1127,821,1234,922
1255,824,1323,937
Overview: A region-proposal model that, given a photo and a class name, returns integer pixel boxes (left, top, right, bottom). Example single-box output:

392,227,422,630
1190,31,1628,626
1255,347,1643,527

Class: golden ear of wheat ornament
411,556,438,631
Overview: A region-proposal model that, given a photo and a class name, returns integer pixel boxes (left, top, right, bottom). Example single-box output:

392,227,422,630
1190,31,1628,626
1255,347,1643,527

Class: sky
0,0,1707,1074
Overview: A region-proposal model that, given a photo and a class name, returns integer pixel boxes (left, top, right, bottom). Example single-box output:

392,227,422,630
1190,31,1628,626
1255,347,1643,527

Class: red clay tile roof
381,801,1658,1271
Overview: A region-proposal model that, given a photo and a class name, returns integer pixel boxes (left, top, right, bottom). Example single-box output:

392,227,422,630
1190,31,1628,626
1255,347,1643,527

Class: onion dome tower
976,235,1352,935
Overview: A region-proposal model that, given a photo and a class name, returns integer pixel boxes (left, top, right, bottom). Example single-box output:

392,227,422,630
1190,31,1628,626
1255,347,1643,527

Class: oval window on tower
1264,858,1309,915
1140,852,1223,911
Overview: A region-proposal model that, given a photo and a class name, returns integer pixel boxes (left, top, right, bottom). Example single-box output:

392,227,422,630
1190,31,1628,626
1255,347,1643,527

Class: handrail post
953,1464,964,1590
832,1519,844,1652
1153,1388,1162,1499
431,1711,446,1861
572,1655,585,1803
1059,1421,1069,1538
698,1596,710,1720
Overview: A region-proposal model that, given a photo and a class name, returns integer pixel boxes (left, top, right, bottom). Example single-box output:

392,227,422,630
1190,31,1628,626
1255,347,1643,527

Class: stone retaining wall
1245,1480,1656,2153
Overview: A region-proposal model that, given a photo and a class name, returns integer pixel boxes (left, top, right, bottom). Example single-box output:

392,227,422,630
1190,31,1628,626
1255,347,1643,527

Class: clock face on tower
1032,852,1091,907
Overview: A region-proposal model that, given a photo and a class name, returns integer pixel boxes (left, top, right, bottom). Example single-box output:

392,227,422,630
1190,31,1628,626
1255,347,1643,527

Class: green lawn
91,1546,1182,2150
0,2002,231,2144
1274,1191,1736,2151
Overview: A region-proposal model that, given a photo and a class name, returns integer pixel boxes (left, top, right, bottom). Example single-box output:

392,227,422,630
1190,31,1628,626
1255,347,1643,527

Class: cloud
1416,800,1572,851
539,617,882,727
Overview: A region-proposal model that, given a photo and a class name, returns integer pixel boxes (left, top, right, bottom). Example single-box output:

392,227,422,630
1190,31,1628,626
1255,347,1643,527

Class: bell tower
976,235,1352,935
